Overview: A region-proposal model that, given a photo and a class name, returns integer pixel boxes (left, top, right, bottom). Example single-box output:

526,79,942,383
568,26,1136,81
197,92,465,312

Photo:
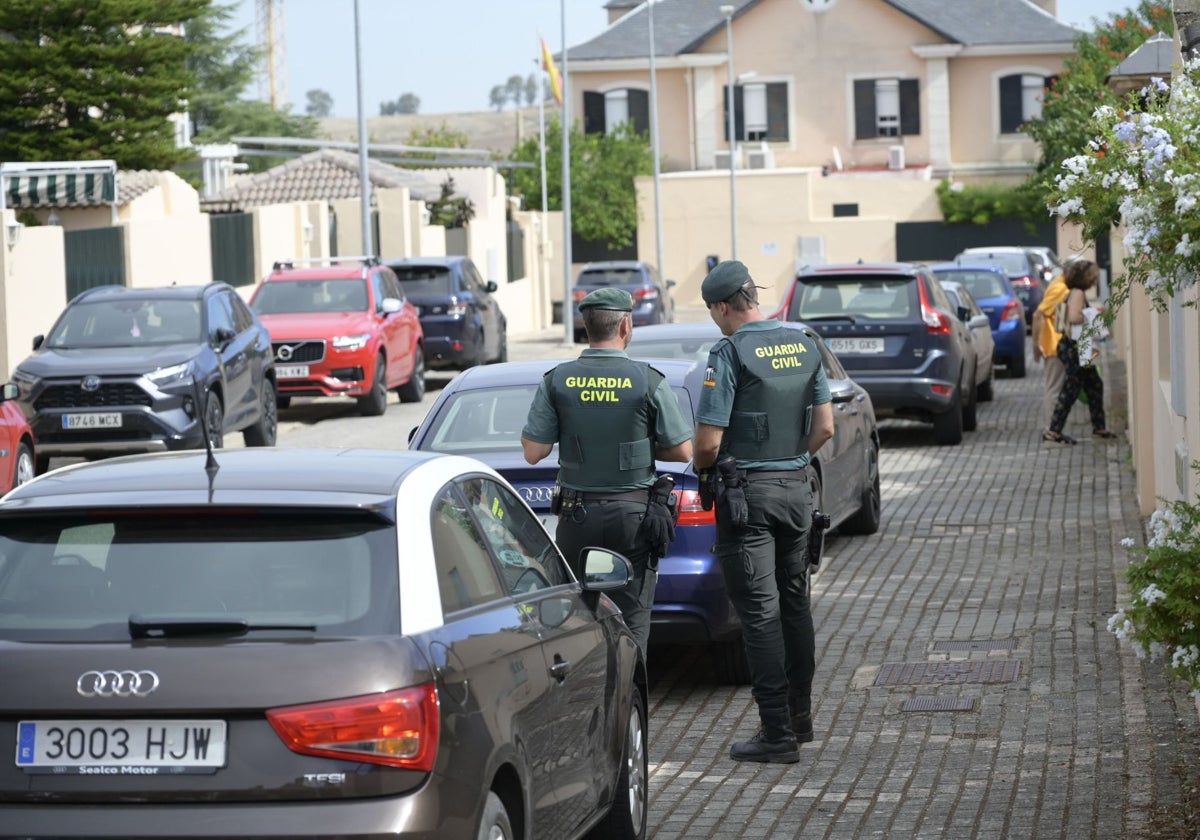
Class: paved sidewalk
513,320,1200,838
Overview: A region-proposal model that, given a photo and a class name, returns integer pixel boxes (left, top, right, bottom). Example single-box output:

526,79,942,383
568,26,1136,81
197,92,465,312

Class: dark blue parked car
386,256,507,370
571,261,675,342
930,263,1027,378
408,358,750,682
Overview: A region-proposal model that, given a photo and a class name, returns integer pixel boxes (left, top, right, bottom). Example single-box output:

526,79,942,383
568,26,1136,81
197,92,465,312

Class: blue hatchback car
385,256,507,371
929,263,1027,378
408,358,751,682
571,261,675,342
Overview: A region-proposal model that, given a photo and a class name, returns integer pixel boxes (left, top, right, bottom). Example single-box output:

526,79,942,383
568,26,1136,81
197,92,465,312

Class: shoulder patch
703,366,716,388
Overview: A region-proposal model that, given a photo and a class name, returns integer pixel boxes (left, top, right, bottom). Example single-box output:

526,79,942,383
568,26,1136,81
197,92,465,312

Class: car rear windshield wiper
128,615,317,639
800,315,858,324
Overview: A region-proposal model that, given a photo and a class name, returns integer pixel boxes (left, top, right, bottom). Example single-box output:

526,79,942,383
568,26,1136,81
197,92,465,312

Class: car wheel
590,688,648,839
358,354,390,416
475,791,514,840
13,441,34,488
978,365,995,402
396,350,426,404
713,636,751,684
840,442,881,536
932,388,963,446
1008,351,1027,379
243,380,278,447
962,365,978,432
203,391,224,450
276,395,291,410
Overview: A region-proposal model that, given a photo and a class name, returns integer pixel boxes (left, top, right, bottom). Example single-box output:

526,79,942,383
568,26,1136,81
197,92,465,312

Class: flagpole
537,51,548,225
560,0,574,347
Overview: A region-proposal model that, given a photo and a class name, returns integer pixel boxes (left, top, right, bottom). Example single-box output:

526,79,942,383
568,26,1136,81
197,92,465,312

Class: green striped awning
5,172,116,208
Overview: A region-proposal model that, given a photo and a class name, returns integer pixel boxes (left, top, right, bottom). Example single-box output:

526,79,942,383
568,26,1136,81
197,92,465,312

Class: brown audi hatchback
0,448,647,839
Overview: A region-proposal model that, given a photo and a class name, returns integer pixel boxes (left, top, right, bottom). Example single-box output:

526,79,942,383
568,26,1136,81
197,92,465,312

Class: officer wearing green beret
521,287,693,657
694,259,834,764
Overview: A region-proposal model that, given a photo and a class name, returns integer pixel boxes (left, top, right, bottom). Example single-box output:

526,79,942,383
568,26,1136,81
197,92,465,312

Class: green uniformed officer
694,260,835,764
521,287,693,657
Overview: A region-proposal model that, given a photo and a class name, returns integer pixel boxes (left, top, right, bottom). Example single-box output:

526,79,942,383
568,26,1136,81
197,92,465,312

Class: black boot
788,694,814,743
730,703,799,764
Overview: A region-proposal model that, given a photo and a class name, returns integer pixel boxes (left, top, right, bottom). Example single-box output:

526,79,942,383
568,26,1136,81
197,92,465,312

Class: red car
0,383,35,493
249,257,426,415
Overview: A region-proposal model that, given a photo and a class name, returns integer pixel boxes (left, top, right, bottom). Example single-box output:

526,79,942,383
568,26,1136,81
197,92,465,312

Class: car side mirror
666,279,677,289
957,306,971,323
485,280,498,293
380,297,402,314
0,382,17,402
579,547,632,591
407,426,418,444
211,327,236,347
32,335,44,351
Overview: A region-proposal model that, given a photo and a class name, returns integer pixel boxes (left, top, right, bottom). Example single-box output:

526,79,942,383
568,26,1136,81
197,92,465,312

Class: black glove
698,467,717,511
641,474,677,557
715,456,748,528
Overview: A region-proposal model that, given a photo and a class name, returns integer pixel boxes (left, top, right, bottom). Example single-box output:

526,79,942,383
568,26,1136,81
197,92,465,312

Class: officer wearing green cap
521,286,693,657
694,259,834,764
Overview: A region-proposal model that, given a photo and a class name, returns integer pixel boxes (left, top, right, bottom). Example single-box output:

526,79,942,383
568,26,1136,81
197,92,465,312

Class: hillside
318,107,547,156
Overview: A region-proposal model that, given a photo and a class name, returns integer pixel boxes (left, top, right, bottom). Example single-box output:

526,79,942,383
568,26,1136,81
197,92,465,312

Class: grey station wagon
0,449,647,839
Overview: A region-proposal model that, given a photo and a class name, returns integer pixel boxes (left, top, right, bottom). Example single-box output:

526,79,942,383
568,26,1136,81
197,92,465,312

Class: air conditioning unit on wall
887,145,905,170
746,144,775,170
714,148,744,171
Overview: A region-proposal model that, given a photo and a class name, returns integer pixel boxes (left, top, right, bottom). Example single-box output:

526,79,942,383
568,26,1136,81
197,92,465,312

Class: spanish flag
540,36,563,107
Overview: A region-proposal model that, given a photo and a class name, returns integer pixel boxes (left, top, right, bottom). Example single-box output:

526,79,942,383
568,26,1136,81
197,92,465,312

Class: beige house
563,0,1079,306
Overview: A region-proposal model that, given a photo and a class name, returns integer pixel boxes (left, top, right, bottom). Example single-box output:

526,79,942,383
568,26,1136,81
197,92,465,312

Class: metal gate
209,212,255,287
64,227,125,300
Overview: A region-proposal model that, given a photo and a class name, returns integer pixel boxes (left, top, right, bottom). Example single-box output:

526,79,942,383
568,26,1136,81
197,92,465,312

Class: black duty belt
743,469,806,481
562,488,650,503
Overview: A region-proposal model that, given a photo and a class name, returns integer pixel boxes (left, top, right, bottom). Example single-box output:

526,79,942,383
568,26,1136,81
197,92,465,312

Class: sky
225,0,1155,118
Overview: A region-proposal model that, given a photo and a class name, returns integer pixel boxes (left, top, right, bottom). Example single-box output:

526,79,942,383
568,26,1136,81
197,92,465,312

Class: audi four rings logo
80,375,101,392
76,670,161,698
276,344,296,361
520,486,555,503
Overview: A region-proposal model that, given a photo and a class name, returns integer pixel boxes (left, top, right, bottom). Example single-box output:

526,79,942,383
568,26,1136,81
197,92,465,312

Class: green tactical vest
547,356,662,491
721,327,819,462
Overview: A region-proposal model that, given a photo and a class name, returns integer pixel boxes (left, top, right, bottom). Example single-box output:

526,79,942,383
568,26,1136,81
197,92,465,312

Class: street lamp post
353,0,372,256
719,5,738,261
648,1,665,277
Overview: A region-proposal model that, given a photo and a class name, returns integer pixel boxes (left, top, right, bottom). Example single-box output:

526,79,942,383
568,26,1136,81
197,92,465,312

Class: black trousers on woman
1049,337,1106,435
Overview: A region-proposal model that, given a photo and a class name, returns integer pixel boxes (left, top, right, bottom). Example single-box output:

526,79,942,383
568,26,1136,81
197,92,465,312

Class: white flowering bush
1108,499,1200,693
1050,60,1200,313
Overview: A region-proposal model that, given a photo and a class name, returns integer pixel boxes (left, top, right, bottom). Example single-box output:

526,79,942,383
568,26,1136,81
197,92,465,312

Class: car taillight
572,289,588,302
1011,276,1034,288
267,685,439,771
917,278,951,335
1001,300,1022,321
447,301,469,317
674,489,715,527
632,287,659,302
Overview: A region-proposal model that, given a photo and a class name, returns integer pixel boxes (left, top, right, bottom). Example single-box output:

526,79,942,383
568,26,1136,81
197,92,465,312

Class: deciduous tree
305,89,334,118
509,118,653,248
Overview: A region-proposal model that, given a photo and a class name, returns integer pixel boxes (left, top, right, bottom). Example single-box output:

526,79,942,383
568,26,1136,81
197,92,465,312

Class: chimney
604,0,640,25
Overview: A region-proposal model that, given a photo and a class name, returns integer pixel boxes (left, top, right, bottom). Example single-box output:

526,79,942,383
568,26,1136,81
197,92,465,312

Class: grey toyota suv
775,262,977,445
11,284,277,473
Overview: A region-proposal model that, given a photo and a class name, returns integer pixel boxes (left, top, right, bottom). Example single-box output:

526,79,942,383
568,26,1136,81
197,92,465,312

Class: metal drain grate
901,697,977,712
873,660,1021,686
931,639,1018,652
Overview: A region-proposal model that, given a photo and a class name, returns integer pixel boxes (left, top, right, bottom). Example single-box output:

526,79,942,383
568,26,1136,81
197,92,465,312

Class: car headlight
145,362,194,388
332,333,371,351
